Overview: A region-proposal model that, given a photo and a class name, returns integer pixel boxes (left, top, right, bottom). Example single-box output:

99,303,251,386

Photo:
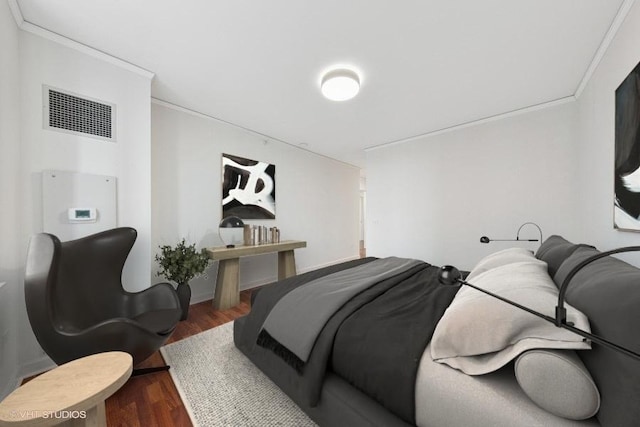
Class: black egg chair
24,227,182,371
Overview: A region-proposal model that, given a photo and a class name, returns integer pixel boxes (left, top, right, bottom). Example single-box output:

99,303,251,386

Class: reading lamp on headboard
439,245,640,361
479,222,543,244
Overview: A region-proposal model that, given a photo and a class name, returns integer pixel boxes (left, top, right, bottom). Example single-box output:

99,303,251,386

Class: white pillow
431,260,591,375
466,247,536,282
515,349,600,420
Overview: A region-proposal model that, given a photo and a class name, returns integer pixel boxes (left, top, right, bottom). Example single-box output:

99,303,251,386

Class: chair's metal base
132,365,170,376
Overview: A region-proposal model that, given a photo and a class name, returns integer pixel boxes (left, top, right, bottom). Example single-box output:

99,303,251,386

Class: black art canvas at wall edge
222,154,276,220
615,61,640,231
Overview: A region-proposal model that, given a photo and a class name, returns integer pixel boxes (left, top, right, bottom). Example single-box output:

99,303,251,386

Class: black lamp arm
485,238,539,242
458,277,556,325
480,222,543,243
439,264,640,362
438,266,554,324
516,222,543,242
556,246,640,326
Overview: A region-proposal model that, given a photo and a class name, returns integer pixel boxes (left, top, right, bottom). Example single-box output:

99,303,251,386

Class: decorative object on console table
219,216,245,248
271,226,280,244
244,224,251,245
222,153,276,220
242,224,281,245
155,239,210,320
480,222,543,245
207,240,306,310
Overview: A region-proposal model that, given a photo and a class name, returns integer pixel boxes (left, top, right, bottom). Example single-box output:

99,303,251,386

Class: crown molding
574,0,636,98
365,96,576,152
6,0,154,80
151,98,360,170
7,0,23,26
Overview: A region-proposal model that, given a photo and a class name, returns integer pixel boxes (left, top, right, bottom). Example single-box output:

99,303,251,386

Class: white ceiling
15,0,627,167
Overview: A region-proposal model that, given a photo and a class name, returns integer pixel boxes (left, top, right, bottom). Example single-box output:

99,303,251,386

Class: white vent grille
43,86,116,142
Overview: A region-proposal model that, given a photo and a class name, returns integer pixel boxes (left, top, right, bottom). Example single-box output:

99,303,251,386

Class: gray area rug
160,322,317,427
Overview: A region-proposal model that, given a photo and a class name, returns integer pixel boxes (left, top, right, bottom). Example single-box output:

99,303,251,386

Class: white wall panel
42,170,117,241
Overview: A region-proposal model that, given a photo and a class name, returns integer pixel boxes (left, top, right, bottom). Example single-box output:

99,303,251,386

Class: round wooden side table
0,351,133,426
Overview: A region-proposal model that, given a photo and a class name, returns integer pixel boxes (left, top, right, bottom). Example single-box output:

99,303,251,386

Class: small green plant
155,239,210,286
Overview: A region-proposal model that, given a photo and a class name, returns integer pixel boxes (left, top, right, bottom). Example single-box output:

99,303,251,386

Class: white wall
575,0,640,254
19,32,153,291
12,28,153,377
4,0,637,397
0,0,22,399
366,1,640,269
366,101,580,271
151,102,360,302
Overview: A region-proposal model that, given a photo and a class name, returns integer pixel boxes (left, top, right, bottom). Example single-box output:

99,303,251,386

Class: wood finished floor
106,290,252,427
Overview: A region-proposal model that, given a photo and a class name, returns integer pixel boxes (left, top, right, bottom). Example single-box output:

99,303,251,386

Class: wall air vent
43,85,116,142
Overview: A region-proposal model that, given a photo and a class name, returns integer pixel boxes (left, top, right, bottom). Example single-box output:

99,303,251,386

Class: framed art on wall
222,153,276,219
614,60,640,231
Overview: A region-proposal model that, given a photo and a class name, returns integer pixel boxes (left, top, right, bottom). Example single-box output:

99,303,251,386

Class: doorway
359,190,366,257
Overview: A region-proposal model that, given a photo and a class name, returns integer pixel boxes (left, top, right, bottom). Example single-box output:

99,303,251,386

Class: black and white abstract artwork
222,154,276,219
615,61,640,231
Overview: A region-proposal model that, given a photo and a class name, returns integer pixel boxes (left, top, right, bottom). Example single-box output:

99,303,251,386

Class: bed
233,236,640,427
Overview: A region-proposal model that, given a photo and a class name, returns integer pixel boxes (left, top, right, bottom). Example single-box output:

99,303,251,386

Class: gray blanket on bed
260,256,421,363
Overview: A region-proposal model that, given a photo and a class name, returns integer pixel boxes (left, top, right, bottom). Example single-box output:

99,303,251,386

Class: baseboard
297,256,360,275
190,289,216,305
189,276,277,305
0,373,19,400
190,255,361,305
9,256,362,385
17,354,55,383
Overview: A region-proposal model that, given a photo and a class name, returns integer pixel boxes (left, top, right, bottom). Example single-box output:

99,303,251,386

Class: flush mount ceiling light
320,68,361,101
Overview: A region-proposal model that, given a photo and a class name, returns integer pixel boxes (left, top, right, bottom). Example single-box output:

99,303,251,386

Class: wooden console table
0,352,132,426
207,240,307,310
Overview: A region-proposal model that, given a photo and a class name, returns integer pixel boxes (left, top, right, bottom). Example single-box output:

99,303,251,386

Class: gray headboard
535,236,640,427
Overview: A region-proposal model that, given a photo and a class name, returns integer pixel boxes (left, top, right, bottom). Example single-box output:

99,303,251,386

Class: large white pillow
466,247,536,282
431,260,591,375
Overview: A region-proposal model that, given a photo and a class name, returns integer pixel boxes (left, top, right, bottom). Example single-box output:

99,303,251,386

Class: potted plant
155,239,210,320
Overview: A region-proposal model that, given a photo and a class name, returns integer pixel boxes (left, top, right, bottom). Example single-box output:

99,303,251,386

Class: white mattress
415,344,601,427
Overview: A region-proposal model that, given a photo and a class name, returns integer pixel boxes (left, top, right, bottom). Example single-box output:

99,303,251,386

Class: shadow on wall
0,268,26,399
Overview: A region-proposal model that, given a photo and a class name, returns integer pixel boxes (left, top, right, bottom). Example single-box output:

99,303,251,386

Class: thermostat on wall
68,207,97,223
